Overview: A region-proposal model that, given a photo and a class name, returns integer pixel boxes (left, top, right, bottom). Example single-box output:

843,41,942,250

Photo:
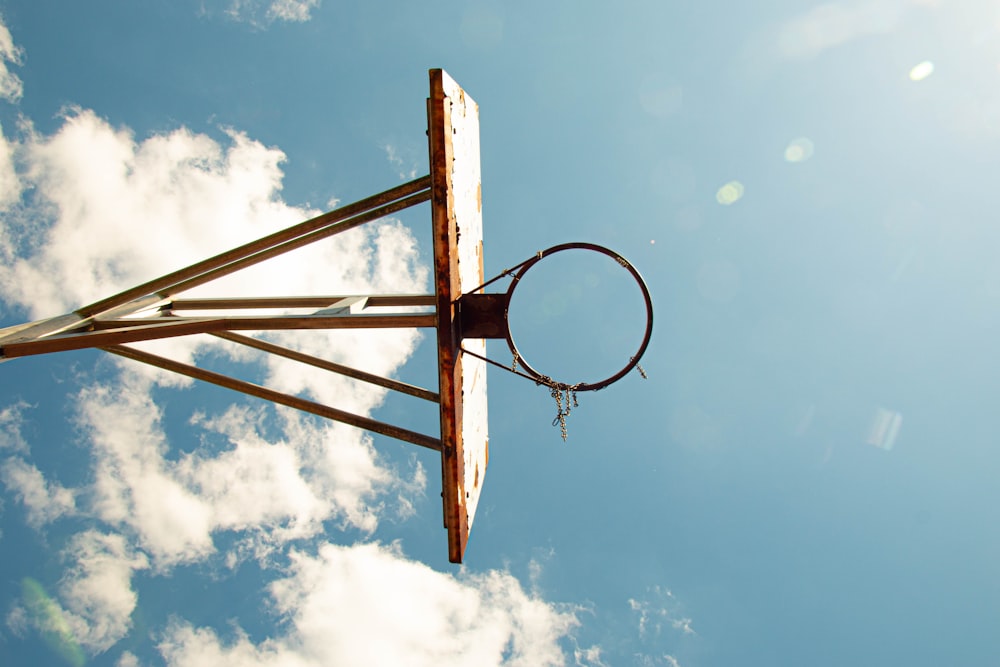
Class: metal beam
104,344,443,451
2,313,437,358
212,331,440,403
169,295,436,310
0,295,168,347
80,176,431,317
93,313,437,331
167,191,431,297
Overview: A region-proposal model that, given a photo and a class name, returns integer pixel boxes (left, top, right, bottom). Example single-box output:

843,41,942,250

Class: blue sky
1,1,999,665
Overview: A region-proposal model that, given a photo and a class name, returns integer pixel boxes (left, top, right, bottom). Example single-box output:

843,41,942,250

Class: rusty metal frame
2,313,438,358
104,345,442,451
0,69,494,564
0,175,443,453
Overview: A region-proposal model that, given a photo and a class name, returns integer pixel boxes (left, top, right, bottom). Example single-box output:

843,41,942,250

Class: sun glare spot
784,137,814,163
715,181,744,206
909,61,935,81
867,408,902,451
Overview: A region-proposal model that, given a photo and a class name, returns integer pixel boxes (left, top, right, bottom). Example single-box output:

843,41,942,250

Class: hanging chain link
465,344,598,441
549,383,580,441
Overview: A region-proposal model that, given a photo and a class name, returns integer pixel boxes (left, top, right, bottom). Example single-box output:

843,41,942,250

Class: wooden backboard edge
429,69,468,563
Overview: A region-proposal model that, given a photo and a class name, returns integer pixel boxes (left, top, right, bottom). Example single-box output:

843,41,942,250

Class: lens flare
909,61,934,81
715,181,745,206
784,137,815,162
21,578,85,667
867,408,902,451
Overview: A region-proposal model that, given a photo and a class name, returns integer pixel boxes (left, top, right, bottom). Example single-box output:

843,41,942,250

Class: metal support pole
2,312,437,358
80,176,431,317
104,345,443,451
212,331,440,403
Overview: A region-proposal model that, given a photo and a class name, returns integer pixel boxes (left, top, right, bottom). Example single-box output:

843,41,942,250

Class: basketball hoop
457,242,653,438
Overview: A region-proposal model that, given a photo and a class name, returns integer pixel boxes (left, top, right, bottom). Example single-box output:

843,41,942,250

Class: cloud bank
160,542,578,667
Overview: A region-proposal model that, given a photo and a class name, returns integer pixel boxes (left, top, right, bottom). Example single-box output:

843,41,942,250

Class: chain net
549,384,580,441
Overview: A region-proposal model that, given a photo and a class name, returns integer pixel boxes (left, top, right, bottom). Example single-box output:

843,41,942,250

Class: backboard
428,69,489,563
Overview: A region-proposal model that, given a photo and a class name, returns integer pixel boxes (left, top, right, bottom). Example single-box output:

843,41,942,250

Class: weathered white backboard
428,69,489,563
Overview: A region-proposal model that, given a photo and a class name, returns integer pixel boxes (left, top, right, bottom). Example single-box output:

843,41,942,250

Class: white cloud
59,531,149,653
670,618,694,635
224,0,321,26
573,644,608,667
1,456,76,527
186,404,397,537
5,598,29,636
4,111,304,320
628,586,694,640
383,143,419,181
0,20,23,101
392,454,427,522
0,123,20,210
76,369,408,568
267,0,320,22
180,412,330,533
117,652,141,667
8,532,146,660
0,401,30,453
79,373,216,567
158,542,579,667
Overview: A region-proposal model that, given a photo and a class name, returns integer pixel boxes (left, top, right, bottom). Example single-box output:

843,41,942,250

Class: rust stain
478,241,484,292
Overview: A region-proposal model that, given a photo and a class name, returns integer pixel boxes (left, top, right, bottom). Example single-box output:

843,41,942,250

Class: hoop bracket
458,292,510,339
